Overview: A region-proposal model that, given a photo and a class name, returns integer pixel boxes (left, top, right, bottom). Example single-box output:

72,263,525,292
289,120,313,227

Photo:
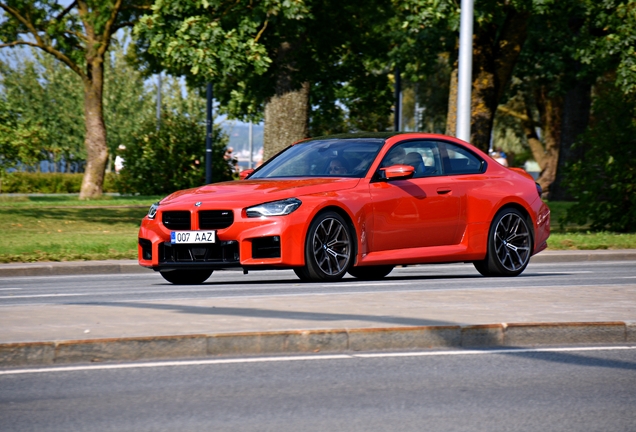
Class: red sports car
138,133,550,284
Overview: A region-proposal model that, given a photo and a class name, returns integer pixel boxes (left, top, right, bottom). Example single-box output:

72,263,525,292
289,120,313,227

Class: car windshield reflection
249,139,385,179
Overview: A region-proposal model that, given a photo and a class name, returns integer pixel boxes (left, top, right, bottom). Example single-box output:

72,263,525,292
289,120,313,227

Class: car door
368,140,463,252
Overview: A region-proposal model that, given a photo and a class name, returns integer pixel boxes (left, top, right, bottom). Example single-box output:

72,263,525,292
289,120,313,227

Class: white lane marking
0,293,86,299
3,282,636,303
0,288,21,291
1,346,634,376
536,271,593,274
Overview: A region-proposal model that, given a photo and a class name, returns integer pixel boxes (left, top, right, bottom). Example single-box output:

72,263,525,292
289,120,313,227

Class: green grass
0,196,633,263
544,201,636,250
0,195,161,263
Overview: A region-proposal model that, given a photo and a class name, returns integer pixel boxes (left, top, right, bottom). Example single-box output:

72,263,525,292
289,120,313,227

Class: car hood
159,177,361,207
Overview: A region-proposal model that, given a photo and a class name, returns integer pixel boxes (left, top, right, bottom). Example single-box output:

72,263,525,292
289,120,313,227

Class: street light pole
456,0,474,142
205,83,213,184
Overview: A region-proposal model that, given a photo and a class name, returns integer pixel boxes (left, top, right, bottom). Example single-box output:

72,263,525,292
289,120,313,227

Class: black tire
474,208,532,277
293,267,312,281
301,211,354,282
348,265,394,280
160,269,213,285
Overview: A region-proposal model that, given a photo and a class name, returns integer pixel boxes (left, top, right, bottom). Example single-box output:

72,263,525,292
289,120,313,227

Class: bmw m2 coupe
138,133,550,284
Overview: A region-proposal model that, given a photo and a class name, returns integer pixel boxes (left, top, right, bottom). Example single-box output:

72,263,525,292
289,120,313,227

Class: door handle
437,188,452,195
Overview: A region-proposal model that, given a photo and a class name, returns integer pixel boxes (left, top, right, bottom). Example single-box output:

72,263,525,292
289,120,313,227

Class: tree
0,98,46,177
0,32,156,173
115,112,233,195
0,49,85,171
0,0,150,198
563,78,636,232
388,0,542,152
135,0,393,160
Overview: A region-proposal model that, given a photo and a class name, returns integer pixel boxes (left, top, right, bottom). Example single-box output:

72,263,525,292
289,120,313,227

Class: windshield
249,139,385,179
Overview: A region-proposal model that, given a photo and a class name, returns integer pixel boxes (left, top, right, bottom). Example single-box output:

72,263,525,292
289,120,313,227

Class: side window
443,142,484,175
379,141,443,178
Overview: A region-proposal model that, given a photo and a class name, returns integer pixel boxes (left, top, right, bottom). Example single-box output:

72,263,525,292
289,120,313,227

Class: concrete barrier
2,321,634,367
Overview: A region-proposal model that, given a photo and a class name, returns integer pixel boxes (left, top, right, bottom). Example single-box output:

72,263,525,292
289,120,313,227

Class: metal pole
205,83,213,184
456,0,474,142
394,66,401,132
248,122,253,169
156,73,161,131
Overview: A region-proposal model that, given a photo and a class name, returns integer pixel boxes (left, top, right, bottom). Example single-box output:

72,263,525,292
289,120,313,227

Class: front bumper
138,206,309,271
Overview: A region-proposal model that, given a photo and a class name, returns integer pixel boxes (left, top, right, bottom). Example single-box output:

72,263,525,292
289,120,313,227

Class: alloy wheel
493,212,531,272
311,217,352,277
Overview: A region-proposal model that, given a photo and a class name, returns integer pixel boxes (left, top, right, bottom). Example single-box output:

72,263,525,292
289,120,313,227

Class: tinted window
249,139,384,179
443,142,484,175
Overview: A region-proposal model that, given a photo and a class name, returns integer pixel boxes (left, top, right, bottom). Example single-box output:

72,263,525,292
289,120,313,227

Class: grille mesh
199,210,233,229
162,211,191,230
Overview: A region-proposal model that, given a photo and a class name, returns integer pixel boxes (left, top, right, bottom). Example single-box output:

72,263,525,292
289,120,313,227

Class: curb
2,321,635,367
1,250,635,278
0,260,149,277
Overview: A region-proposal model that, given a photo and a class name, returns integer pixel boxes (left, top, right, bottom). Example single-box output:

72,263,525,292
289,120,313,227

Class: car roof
302,132,409,142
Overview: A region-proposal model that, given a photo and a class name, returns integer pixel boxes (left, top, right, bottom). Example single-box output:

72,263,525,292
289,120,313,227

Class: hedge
0,172,118,194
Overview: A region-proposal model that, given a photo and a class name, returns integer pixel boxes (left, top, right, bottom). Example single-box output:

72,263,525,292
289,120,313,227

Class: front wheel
160,269,213,285
474,208,532,277
300,211,354,282
348,265,394,280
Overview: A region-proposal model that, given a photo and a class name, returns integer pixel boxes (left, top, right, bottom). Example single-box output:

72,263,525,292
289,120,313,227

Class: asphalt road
0,261,635,307
1,346,635,432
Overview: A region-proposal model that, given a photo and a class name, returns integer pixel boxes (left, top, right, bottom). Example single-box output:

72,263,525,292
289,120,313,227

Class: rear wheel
474,208,532,277
348,265,394,280
160,269,213,285
300,211,353,282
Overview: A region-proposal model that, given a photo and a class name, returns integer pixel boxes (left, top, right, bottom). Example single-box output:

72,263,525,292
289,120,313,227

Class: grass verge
0,196,633,263
0,195,161,263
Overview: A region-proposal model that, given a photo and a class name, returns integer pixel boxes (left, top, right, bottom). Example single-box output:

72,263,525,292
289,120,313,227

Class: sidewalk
1,250,635,367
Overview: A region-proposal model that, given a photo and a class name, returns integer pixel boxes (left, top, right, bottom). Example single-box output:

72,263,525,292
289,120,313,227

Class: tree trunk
445,64,458,136
449,9,530,152
470,25,497,151
263,82,310,160
550,80,592,200
262,41,310,161
79,59,108,199
535,88,562,196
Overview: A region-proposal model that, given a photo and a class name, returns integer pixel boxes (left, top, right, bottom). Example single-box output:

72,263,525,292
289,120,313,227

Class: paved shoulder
1,250,635,277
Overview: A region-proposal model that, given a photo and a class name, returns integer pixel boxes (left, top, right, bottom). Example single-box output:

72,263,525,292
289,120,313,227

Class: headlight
147,202,159,220
246,198,302,218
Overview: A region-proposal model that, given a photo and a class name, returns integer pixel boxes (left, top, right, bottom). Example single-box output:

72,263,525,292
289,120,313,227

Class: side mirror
380,164,415,180
239,169,254,180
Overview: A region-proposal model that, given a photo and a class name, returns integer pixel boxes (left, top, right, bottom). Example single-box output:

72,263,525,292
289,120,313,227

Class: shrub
563,83,636,232
114,113,233,195
0,172,117,194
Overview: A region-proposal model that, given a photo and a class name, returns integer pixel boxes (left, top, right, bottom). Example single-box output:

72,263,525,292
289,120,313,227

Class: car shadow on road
500,348,636,371
149,271,551,287
74,300,456,328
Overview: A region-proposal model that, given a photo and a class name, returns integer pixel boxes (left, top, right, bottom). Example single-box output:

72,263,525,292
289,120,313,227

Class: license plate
170,231,216,244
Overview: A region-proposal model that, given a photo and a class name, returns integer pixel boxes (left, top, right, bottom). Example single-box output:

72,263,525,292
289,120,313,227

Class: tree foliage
135,0,395,158
0,49,85,169
114,113,232,195
0,98,46,174
0,35,156,172
563,80,636,232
